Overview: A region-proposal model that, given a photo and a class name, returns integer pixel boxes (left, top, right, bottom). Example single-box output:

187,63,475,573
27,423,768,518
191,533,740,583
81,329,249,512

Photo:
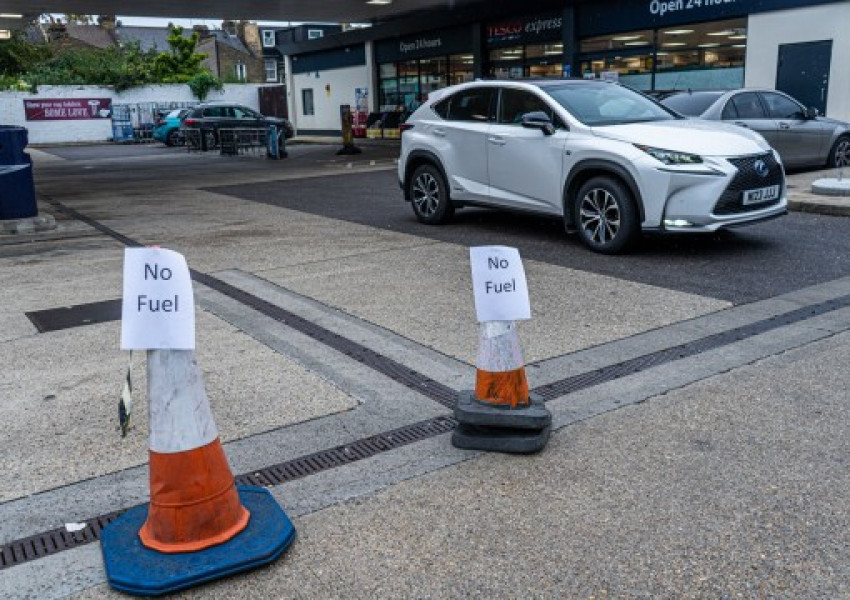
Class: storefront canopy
0,0,481,28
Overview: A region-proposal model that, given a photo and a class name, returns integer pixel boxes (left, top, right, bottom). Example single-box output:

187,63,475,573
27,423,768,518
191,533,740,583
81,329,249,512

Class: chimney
98,15,117,30
221,20,237,36
237,21,262,56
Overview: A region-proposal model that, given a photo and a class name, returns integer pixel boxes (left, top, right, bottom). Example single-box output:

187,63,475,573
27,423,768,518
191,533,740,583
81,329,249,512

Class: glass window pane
490,46,523,62
730,92,766,119
449,54,474,85
498,88,553,124
446,88,494,122
379,63,397,78
761,92,804,119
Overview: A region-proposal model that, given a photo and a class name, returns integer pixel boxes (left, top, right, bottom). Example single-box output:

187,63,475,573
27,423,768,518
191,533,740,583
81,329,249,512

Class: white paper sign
469,246,531,322
121,248,195,350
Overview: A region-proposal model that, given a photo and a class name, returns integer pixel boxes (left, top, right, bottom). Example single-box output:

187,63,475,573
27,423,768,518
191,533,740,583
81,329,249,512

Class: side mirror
521,111,556,136
804,106,820,119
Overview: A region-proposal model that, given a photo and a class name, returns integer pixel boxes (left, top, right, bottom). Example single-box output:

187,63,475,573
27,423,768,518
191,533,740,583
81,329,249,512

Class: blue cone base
100,485,296,597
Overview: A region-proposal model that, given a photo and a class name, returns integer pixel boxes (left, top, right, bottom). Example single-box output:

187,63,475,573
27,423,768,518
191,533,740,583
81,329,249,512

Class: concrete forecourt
1,141,850,598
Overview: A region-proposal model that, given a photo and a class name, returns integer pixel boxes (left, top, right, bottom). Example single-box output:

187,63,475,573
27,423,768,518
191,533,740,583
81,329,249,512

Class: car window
727,93,765,119
545,82,675,126
498,88,554,125
760,92,804,119
661,92,723,116
203,107,223,118
235,107,261,119
721,101,737,120
444,88,494,122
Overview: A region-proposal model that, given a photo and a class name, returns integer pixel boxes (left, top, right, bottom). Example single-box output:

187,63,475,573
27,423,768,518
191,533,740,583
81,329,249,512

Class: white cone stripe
476,320,524,372
147,349,218,454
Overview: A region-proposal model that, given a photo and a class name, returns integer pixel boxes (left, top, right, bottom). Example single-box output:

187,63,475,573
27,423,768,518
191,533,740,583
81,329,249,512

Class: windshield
543,82,678,126
661,92,724,116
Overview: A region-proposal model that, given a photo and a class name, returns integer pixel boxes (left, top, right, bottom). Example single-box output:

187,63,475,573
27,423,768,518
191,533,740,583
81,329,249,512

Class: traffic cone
452,321,551,453
139,349,249,552
100,349,296,596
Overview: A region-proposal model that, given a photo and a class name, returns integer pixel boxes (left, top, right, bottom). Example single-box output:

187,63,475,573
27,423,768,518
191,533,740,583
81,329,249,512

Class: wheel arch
563,159,645,228
403,150,450,202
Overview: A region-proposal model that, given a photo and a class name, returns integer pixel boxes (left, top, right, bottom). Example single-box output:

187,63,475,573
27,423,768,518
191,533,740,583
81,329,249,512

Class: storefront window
379,54,475,110
579,18,746,92
488,44,564,79
448,54,474,85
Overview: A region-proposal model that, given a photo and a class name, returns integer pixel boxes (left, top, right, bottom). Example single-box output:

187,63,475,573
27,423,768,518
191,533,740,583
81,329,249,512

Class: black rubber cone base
101,485,296,596
454,391,550,430
452,423,551,454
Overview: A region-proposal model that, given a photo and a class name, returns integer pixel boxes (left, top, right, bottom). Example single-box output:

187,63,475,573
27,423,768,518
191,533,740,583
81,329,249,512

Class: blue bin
0,125,37,220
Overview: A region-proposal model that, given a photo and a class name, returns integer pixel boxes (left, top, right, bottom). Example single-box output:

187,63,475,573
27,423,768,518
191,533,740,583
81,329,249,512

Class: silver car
661,89,850,170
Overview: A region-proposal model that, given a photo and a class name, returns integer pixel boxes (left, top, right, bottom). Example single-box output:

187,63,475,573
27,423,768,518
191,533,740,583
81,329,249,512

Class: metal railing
183,127,284,159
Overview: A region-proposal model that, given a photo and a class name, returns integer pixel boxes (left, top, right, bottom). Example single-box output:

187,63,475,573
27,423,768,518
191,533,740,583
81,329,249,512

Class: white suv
398,80,788,254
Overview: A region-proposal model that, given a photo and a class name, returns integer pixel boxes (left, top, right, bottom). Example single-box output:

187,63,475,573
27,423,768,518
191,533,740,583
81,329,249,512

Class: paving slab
65,330,850,599
0,308,357,504
258,243,729,364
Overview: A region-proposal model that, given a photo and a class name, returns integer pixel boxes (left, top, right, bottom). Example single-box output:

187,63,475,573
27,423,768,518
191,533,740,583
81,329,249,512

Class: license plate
742,185,780,205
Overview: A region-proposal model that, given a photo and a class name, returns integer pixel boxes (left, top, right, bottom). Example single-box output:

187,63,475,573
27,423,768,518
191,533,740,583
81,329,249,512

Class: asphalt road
209,168,850,305
32,142,850,305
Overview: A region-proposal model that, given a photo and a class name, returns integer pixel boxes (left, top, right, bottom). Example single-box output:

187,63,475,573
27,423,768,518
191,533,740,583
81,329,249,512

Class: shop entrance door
776,40,832,116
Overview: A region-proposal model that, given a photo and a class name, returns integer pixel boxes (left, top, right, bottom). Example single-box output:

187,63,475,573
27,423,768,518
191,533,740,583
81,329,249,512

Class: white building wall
746,2,850,121
0,84,269,144
292,65,369,133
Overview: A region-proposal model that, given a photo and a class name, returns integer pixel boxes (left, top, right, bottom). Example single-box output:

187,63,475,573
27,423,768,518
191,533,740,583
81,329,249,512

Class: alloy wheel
579,187,621,245
413,172,440,217
835,138,850,168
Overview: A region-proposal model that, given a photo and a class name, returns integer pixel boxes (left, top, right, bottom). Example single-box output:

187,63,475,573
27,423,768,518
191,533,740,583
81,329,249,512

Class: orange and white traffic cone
474,320,530,408
101,348,296,595
139,349,249,553
452,320,551,453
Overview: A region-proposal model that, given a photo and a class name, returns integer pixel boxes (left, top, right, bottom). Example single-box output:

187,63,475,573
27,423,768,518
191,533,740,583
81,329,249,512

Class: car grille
713,153,784,215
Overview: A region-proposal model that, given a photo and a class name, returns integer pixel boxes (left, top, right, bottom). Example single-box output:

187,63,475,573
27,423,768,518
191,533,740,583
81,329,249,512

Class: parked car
661,89,850,170
181,102,294,151
398,79,787,254
153,108,190,146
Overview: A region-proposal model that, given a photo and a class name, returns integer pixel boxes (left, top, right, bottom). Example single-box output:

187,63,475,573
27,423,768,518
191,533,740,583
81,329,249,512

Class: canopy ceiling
1,0,478,30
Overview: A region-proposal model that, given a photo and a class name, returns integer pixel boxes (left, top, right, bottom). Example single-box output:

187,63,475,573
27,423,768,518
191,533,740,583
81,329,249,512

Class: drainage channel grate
17,197,847,572
0,415,457,571
26,299,122,333
534,295,850,401
190,270,457,409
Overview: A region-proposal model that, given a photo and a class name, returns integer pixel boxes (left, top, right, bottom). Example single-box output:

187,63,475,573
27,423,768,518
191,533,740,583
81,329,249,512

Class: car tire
573,176,639,254
827,135,850,168
165,129,181,147
409,164,454,225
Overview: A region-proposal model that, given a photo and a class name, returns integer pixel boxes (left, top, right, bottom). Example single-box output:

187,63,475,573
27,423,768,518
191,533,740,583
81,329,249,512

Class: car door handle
779,122,791,129
432,128,446,137
734,121,749,128
487,136,506,146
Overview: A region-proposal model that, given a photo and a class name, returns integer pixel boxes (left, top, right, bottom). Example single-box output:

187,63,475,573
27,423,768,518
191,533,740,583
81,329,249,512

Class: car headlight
634,144,703,165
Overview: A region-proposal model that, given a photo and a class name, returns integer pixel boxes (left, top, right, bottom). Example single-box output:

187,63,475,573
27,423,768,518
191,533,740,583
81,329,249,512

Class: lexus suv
398,79,788,254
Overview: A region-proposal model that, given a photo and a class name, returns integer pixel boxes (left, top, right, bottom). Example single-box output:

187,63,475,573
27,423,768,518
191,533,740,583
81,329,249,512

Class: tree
23,42,157,92
0,31,52,77
152,25,208,83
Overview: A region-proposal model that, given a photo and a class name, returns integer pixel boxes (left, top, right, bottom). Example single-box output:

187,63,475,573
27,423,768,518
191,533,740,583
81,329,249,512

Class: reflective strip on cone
474,320,529,408
139,350,250,554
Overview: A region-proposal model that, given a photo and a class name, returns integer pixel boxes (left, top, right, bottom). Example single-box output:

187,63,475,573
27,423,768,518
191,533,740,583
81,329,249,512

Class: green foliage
0,31,52,80
187,71,224,101
152,26,208,83
24,42,158,92
0,23,224,94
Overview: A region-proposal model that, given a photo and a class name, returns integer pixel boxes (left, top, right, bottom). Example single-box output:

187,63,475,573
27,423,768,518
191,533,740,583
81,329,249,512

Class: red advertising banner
24,98,112,121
